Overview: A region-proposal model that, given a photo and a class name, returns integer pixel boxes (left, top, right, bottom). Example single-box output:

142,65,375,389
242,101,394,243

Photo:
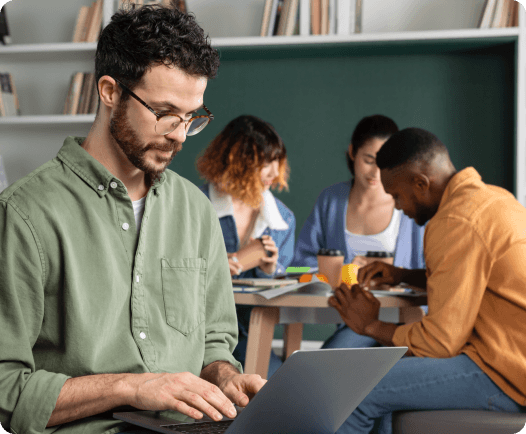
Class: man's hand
126,372,238,422
328,283,380,334
200,361,266,410
257,235,279,275
217,372,266,408
357,261,404,288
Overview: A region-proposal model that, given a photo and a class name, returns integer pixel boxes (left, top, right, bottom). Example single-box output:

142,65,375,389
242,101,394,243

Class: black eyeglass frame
114,78,214,136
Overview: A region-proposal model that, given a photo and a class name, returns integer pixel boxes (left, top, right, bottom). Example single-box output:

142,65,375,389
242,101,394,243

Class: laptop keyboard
161,420,233,433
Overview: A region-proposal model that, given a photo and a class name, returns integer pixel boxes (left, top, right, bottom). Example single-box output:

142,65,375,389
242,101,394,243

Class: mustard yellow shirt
393,167,526,405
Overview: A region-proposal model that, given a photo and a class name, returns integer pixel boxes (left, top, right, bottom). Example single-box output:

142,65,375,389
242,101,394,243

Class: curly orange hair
196,115,289,209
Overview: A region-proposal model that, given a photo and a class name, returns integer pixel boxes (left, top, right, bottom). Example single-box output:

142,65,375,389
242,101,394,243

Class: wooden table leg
283,323,303,360
244,306,279,379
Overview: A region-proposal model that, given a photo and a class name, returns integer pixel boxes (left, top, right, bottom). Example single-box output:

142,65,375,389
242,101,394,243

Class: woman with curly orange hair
197,115,295,376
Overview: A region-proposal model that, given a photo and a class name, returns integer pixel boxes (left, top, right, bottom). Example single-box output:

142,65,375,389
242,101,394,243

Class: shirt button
97,185,104,191
136,275,140,283
139,332,146,339
110,181,118,189
122,223,129,231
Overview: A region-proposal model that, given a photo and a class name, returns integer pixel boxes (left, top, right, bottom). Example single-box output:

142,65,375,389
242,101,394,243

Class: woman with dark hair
197,115,295,375
292,114,425,349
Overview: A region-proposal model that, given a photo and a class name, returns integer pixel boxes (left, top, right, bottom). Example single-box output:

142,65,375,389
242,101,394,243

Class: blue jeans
337,354,526,434
322,323,379,349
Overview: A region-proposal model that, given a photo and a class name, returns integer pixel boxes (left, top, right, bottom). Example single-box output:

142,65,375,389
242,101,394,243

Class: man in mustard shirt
329,128,526,433
0,5,264,434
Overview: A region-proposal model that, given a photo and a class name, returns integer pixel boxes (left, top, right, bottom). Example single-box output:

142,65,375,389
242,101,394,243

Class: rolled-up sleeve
0,200,69,434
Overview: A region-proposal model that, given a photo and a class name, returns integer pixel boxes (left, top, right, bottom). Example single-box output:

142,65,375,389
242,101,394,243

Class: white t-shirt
132,195,147,234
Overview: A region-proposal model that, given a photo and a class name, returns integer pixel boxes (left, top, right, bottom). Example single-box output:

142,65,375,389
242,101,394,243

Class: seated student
197,115,295,376
329,128,526,434
0,6,265,434
292,115,425,349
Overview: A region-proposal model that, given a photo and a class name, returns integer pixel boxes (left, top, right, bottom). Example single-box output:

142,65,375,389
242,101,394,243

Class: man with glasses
0,4,264,434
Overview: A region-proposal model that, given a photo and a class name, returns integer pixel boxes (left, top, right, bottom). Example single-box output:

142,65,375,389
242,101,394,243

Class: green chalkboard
169,37,516,243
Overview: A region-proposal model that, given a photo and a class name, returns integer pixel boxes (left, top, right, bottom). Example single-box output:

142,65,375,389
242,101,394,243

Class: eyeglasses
114,78,213,136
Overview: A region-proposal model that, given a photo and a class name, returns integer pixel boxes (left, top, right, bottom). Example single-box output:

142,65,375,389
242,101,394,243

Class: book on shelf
354,0,363,33
285,0,300,36
86,0,103,43
88,81,100,114
78,73,96,115
478,0,498,28
320,0,329,34
260,0,274,36
299,0,310,36
337,0,356,34
72,0,103,43
0,6,11,45
276,0,291,35
63,72,84,115
329,0,336,34
491,0,513,27
512,0,519,27
72,6,89,42
0,73,20,117
311,0,321,35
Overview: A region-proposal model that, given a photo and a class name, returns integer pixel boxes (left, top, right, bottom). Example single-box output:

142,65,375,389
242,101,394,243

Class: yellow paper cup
341,263,359,286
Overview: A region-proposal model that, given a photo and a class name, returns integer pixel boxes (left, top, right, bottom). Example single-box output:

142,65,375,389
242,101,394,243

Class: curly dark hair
196,115,290,208
95,2,220,100
346,115,399,175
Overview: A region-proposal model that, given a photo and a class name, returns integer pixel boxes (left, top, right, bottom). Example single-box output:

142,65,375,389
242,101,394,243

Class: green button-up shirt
0,137,241,434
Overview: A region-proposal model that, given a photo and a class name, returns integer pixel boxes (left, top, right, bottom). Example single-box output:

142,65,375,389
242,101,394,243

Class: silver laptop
114,347,406,434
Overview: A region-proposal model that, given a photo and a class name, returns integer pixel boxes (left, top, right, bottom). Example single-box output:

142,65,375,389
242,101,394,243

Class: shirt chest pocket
161,258,206,336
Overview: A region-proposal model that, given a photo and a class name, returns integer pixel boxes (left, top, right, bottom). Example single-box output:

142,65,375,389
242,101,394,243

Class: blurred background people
197,115,295,376
292,114,425,349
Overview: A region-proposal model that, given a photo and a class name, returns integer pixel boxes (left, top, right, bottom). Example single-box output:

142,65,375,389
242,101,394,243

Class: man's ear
411,173,430,198
98,75,120,109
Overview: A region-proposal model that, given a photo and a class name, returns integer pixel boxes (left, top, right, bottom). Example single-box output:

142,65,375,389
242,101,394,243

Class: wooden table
234,290,427,379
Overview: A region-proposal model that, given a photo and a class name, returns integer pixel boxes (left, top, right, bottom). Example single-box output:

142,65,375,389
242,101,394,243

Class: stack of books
72,0,104,43
478,0,519,28
0,73,20,117
63,73,98,115
260,0,362,37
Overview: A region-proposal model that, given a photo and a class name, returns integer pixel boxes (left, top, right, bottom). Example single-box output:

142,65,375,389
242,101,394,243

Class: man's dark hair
95,3,220,99
346,115,399,175
376,127,449,171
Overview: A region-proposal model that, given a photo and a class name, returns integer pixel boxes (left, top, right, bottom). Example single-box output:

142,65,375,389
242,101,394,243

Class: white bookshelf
0,0,523,207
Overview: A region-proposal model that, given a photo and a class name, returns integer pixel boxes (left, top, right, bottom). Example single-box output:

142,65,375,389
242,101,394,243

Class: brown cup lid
317,248,344,256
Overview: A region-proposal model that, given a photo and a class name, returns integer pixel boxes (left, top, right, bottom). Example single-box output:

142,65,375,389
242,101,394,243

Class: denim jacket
292,181,425,269
200,184,296,277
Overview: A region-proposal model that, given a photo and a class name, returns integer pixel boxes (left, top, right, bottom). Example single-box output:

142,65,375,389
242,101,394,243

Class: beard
109,98,182,184
413,201,434,226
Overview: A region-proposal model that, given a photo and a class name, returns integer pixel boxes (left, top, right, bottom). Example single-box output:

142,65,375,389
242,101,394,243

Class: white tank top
344,208,402,257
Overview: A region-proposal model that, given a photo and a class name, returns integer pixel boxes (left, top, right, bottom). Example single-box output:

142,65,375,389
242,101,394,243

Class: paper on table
256,274,330,300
